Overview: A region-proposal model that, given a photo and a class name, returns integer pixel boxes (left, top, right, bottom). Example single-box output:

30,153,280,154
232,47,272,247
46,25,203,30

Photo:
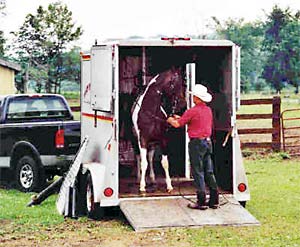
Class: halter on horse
131,67,186,192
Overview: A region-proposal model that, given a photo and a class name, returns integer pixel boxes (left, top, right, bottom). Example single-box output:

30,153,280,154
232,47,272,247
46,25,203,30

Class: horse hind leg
147,149,156,185
135,154,141,183
161,155,173,192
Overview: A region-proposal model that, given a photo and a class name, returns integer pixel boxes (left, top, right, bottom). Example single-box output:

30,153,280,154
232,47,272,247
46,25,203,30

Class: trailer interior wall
118,45,233,196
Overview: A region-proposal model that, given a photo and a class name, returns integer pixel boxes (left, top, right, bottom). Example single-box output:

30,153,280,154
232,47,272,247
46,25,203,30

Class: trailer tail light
55,129,65,149
81,54,91,60
238,183,247,192
104,187,114,197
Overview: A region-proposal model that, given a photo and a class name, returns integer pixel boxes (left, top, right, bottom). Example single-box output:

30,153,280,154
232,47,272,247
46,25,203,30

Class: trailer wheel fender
82,162,106,203
85,171,104,220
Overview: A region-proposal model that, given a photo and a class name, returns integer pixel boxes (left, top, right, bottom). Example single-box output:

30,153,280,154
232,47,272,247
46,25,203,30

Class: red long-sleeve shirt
178,102,212,139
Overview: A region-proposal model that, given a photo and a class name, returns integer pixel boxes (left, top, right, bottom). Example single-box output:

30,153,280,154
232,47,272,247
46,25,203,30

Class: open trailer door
90,45,115,112
185,63,196,179
120,196,259,231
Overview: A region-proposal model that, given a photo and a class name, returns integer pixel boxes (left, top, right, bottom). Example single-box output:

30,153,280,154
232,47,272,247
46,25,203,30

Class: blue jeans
188,138,218,193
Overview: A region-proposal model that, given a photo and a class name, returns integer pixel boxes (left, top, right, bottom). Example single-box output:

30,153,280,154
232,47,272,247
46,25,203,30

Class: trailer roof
96,38,236,47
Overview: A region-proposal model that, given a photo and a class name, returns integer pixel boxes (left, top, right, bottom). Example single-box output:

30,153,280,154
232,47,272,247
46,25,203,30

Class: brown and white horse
131,67,186,192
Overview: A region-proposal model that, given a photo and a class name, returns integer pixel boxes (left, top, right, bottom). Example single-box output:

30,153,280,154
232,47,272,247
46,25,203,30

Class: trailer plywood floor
120,195,260,231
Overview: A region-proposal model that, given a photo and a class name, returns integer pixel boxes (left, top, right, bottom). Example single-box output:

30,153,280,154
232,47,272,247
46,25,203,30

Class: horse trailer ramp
120,196,260,231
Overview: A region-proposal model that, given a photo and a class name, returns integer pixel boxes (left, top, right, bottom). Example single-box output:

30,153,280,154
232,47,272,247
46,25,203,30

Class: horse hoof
139,187,146,192
139,190,147,196
167,188,173,193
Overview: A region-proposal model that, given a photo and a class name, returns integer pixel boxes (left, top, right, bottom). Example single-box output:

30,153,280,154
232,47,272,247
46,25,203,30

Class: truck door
90,45,115,112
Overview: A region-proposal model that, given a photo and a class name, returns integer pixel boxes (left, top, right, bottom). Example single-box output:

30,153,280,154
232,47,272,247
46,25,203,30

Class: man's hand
167,116,173,124
167,116,180,128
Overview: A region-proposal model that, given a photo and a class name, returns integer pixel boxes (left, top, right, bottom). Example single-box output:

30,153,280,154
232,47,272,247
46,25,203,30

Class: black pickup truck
0,94,80,192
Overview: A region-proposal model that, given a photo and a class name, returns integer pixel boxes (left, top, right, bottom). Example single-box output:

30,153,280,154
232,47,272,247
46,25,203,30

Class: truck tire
15,155,46,192
86,172,104,220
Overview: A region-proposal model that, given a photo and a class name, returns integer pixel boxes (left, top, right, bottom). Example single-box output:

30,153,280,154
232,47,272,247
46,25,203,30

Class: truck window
6,96,72,121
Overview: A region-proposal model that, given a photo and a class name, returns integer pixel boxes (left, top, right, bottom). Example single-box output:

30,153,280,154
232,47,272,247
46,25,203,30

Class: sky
2,0,300,50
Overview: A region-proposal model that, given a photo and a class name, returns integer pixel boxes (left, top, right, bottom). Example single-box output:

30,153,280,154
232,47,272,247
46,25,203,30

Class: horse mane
131,74,159,115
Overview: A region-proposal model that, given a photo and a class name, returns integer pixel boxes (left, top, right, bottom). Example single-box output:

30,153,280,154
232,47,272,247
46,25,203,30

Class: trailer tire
86,172,104,220
15,155,46,192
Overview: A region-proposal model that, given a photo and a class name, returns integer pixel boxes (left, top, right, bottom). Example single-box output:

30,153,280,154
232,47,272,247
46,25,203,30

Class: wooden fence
70,106,80,112
281,108,300,155
237,96,281,151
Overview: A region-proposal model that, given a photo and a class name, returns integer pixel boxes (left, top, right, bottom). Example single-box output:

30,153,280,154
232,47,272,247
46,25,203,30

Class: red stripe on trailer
82,112,113,122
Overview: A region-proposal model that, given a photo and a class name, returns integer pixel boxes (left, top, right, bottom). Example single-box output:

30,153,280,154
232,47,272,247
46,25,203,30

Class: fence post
272,96,281,151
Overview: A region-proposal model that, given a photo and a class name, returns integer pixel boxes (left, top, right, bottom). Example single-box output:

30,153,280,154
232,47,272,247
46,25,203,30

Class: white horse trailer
77,38,259,230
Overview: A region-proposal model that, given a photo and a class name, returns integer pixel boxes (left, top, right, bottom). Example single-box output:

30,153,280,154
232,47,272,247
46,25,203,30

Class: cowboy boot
188,192,208,210
208,189,219,209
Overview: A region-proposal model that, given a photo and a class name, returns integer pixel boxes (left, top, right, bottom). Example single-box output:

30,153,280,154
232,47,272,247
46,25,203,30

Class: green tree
212,17,265,93
0,0,5,15
262,5,300,93
51,46,81,93
0,31,4,57
278,12,300,93
0,0,6,57
13,2,82,93
60,47,81,82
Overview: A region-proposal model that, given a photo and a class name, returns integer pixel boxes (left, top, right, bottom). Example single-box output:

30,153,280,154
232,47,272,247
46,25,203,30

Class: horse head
159,67,187,116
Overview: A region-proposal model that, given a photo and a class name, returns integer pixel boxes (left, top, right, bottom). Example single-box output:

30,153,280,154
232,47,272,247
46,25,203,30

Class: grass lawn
0,92,298,245
0,155,299,246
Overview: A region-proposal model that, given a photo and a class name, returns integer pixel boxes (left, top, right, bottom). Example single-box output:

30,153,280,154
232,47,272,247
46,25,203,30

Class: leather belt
190,137,211,141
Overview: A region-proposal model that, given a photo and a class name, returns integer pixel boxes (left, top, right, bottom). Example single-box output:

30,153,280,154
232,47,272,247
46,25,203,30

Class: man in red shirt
167,84,219,210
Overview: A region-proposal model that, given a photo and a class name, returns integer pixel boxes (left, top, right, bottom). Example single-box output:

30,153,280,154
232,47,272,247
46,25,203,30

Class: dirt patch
0,215,191,247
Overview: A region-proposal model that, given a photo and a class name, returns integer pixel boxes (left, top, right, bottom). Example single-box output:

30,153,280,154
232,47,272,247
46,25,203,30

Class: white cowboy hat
188,84,212,102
